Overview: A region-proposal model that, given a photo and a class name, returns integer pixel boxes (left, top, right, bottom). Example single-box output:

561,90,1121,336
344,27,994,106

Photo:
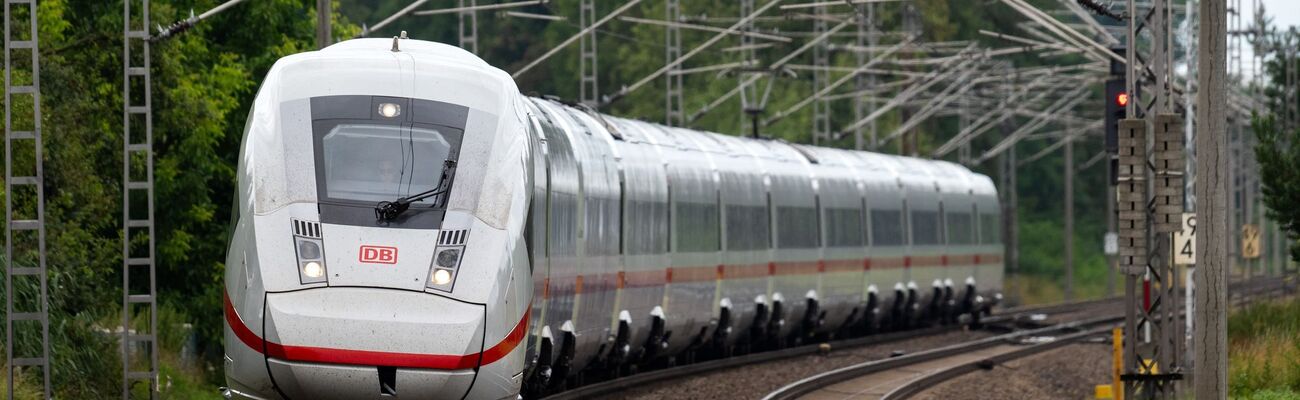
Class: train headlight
302,261,325,278
293,236,328,285
427,246,463,292
378,103,401,118
432,269,453,285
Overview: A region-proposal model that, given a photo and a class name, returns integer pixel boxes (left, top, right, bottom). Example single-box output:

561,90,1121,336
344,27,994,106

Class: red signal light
1116,92,1129,107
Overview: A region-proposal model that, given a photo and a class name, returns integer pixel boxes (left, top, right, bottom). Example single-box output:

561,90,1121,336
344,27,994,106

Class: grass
2,304,225,398
1004,273,1112,306
1229,296,1300,399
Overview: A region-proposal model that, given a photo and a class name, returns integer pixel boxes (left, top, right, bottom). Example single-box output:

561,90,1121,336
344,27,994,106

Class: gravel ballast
913,342,1113,400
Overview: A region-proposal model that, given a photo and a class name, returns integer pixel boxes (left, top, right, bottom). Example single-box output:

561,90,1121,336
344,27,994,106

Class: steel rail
763,278,1288,400
540,297,1123,400
761,315,1127,400
888,279,1294,400
881,325,1116,400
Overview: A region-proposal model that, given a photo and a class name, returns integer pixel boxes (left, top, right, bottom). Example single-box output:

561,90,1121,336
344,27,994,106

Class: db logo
359,245,398,264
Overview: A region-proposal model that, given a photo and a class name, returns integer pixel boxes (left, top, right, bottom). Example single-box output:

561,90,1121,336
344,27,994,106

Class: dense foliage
4,0,1113,395
1255,115,1300,262
1255,26,1300,264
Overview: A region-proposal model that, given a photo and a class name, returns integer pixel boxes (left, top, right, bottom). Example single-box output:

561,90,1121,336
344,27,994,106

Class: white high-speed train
223,37,1003,400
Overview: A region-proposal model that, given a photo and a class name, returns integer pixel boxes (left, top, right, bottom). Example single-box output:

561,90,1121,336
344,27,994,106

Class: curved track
762,316,1119,400
763,277,1293,400
542,298,1121,400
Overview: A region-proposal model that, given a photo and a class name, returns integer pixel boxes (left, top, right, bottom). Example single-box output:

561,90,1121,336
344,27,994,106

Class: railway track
540,277,1293,400
760,277,1294,400
543,297,1123,400
761,315,1121,400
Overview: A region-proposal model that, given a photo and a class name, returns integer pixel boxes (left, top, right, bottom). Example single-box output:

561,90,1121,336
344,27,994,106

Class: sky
1257,0,1300,30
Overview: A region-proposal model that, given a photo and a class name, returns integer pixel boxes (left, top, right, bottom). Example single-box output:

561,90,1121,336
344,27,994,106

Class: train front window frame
309,95,469,229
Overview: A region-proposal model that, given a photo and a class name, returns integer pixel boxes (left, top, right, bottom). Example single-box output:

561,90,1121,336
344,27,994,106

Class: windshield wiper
375,159,457,222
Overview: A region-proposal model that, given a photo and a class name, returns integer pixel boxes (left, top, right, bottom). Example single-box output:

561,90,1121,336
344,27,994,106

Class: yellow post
1095,384,1114,399
1112,327,1124,400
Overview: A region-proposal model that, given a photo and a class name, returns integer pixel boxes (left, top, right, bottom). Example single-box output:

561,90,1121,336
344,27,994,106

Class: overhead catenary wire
602,0,787,106
688,17,856,123
511,0,644,79
618,16,793,43
779,0,906,11
503,11,566,21
358,0,438,38
412,0,547,16
975,83,1094,164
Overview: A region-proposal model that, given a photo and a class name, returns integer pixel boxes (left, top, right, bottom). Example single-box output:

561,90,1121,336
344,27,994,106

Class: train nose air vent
438,229,469,245
292,219,322,239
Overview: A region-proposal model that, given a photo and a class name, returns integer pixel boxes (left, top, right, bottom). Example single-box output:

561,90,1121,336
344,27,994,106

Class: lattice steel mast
5,0,50,396
124,0,160,397
1118,0,1185,397
665,0,683,126
579,0,598,107
459,0,478,54
811,4,830,145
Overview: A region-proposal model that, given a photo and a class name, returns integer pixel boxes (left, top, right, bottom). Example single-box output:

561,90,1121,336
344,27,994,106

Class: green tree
1254,115,1300,261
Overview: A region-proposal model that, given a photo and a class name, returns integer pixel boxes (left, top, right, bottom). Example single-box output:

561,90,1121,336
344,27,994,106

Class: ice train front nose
226,38,533,399
257,288,485,399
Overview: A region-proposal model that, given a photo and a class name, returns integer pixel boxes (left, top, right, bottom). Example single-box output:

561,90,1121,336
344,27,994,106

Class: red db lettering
359,245,398,264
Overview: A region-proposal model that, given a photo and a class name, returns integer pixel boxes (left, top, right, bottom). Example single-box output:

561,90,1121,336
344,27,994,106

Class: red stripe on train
224,291,528,370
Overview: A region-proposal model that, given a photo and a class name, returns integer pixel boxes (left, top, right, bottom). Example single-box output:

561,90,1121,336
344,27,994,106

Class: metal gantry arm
617,16,792,42
155,0,254,40
1017,120,1104,166
512,0,643,79
835,44,979,140
876,58,988,145
602,0,785,106
358,0,437,37
1052,0,1120,45
762,38,912,126
999,0,1122,64
975,84,1093,164
931,74,1058,157
778,0,906,11
687,17,854,123
412,0,545,16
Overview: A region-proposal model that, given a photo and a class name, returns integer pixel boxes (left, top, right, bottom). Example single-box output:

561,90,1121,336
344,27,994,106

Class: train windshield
321,124,451,204
309,95,470,228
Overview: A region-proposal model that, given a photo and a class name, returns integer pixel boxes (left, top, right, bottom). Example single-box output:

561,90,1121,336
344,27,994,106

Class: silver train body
223,38,1003,400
